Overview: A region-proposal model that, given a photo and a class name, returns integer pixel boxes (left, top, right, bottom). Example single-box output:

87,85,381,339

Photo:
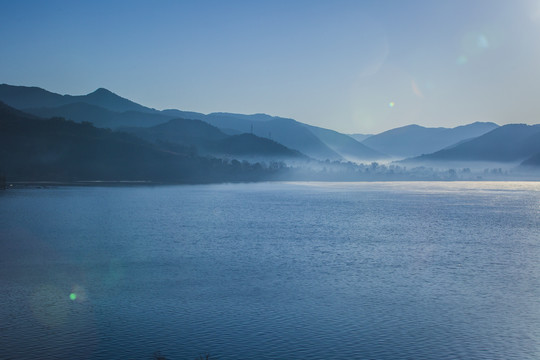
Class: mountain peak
88,87,116,96
81,87,156,113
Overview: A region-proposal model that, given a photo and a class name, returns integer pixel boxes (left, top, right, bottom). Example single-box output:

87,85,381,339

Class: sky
1,0,540,134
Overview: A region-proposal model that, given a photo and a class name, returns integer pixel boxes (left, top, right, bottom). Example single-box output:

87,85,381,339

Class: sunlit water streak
0,182,539,359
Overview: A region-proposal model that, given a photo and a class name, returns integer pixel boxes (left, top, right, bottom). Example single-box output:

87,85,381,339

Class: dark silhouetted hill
203,113,385,160
161,109,207,121
362,122,499,158
121,118,305,159
81,88,155,113
0,84,68,109
0,102,286,182
201,115,342,160
8,84,502,163
214,133,305,158
0,84,157,113
0,85,366,160
25,102,174,129
412,124,540,162
120,118,228,154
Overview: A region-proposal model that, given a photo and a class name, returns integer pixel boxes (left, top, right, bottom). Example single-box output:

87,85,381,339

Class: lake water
1,182,539,359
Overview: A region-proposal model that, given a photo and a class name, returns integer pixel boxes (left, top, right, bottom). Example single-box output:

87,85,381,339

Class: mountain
202,113,386,160
80,88,156,113
362,122,499,158
0,84,68,109
521,152,540,167
24,102,174,129
0,84,387,161
201,115,342,160
122,118,227,144
0,84,157,114
208,112,276,122
161,109,207,121
411,124,540,163
304,124,385,161
121,118,305,159
349,133,372,142
0,102,285,182
214,133,305,158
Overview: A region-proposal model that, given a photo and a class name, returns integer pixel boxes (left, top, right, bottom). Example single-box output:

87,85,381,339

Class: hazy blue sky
2,0,540,133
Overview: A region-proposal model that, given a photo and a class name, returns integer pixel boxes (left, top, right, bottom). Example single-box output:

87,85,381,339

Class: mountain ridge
120,117,305,160
409,124,540,163
0,84,384,161
0,84,157,114
362,122,499,158
5,84,534,166
0,101,286,182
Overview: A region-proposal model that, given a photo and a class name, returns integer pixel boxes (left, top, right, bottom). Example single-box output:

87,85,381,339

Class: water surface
1,182,539,359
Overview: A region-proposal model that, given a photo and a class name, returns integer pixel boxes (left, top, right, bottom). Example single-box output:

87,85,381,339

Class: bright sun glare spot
388,102,395,108
69,293,77,301
532,1,540,20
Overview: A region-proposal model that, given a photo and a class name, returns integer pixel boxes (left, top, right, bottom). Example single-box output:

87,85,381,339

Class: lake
1,182,539,359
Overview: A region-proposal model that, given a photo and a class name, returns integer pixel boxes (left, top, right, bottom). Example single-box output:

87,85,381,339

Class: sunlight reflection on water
1,182,539,359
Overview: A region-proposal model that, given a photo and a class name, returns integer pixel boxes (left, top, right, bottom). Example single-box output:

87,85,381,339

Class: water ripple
1,183,539,359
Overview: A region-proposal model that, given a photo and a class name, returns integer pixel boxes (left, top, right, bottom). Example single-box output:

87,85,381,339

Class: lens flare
477,35,489,49
411,80,423,98
388,101,395,108
456,55,468,65
70,285,87,302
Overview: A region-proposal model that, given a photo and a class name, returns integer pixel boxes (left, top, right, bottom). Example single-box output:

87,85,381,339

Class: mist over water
1,182,539,359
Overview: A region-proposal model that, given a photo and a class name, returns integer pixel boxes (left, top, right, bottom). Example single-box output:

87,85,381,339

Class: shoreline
3,178,540,189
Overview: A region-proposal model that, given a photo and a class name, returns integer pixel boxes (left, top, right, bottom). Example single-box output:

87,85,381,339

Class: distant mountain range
410,124,540,164
349,133,372,142
120,118,305,160
0,86,156,113
24,102,173,129
362,122,499,158
303,124,381,161
1,84,539,172
202,115,344,160
0,101,287,182
0,84,385,161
